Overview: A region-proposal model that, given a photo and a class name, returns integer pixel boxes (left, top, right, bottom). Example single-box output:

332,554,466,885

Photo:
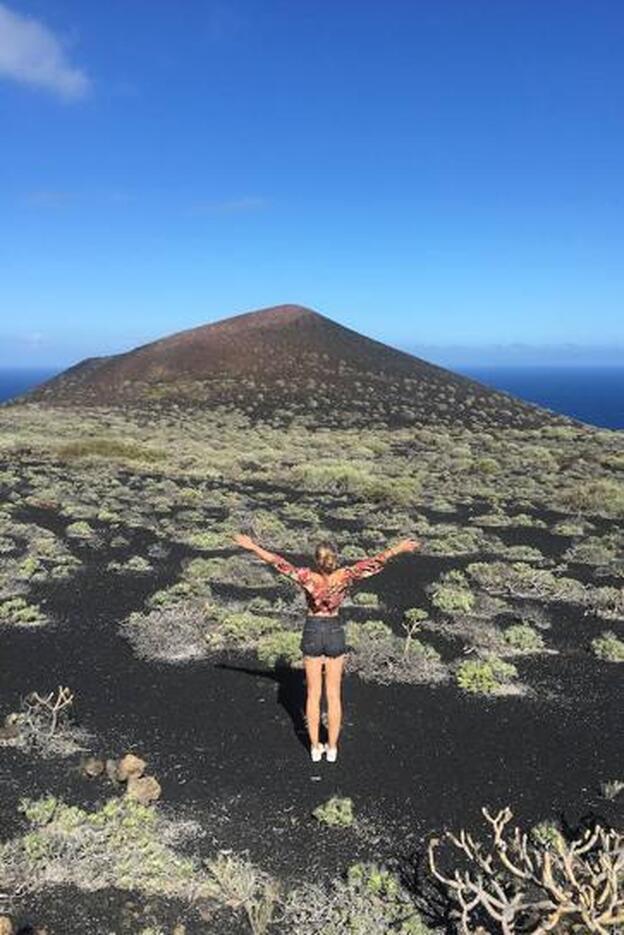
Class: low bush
557,478,624,517
65,520,94,540
0,687,90,757
586,586,624,621
209,611,283,649
564,536,618,566
429,570,476,615
282,861,434,934
591,630,624,662
352,591,379,607
256,630,302,668
455,656,518,694
122,604,209,662
0,596,46,627
466,561,587,605
312,796,354,828
346,620,446,686
503,623,545,652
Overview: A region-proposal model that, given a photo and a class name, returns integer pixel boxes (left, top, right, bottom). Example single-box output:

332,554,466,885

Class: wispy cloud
0,3,90,99
190,196,269,215
22,190,75,208
20,188,133,209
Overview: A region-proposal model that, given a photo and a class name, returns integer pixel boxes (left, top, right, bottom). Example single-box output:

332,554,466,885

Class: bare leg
324,654,345,748
304,656,325,746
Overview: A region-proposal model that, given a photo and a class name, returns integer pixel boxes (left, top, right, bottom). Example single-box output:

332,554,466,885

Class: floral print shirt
265,550,393,615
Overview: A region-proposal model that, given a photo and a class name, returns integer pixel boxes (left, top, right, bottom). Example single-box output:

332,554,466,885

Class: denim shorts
300,614,347,658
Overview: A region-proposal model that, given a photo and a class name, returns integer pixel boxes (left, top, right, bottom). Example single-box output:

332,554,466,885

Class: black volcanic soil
0,503,622,933
16,304,573,430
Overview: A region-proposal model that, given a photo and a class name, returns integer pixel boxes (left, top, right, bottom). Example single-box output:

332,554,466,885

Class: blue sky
1,0,623,368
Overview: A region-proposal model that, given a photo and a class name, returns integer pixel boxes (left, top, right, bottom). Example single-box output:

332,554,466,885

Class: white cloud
0,3,90,99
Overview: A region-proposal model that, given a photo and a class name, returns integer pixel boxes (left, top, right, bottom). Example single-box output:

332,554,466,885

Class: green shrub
14,795,197,894
466,561,587,604
503,624,544,652
205,611,282,650
502,545,544,563
425,527,483,556
551,519,587,536
403,608,428,627
312,796,354,827
530,820,565,849
474,457,500,474
600,779,624,800
591,631,624,662
430,570,475,614
586,587,624,621
256,630,302,667
0,597,45,626
455,657,517,694
558,478,624,518
147,581,196,608
352,591,380,607
345,620,444,686
564,536,618,566
66,521,93,539
347,619,393,646
185,531,224,550
282,860,432,933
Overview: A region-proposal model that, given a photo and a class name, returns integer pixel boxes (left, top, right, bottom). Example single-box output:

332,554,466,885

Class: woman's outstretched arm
232,533,304,582
345,538,421,581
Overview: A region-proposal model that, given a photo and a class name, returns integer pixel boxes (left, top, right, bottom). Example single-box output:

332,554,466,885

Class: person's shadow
215,662,316,750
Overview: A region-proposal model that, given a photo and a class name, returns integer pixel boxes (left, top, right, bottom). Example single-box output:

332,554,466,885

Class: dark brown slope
19,304,571,429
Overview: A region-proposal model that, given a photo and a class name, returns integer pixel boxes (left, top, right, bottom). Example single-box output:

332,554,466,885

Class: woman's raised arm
232,533,304,583
344,538,421,582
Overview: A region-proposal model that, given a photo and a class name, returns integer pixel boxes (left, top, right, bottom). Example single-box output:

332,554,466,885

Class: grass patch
57,437,167,463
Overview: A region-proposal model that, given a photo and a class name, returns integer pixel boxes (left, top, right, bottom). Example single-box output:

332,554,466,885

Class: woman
233,532,421,762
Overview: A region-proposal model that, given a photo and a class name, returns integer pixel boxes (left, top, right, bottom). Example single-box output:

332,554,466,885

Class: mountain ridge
17,304,572,430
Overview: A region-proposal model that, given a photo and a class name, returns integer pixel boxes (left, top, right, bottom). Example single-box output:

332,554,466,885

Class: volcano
18,304,569,429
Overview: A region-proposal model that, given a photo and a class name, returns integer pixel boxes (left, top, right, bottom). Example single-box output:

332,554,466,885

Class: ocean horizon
0,364,622,430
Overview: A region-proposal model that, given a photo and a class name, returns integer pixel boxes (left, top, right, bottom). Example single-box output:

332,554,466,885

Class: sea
456,365,624,431
0,365,622,430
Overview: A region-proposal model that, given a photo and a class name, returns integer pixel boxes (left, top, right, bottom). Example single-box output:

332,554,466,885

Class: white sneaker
310,743,326,762
326,746,338,763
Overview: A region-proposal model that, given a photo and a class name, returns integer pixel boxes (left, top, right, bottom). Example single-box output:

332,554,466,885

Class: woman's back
297,566,355,615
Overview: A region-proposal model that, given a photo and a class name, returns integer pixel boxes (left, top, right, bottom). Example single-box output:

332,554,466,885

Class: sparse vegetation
57,437,167,463
312,796,354,827
0,687,90,757
0,359,622,932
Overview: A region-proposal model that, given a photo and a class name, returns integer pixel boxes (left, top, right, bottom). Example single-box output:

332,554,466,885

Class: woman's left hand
233,532,255,549
397,538,421,553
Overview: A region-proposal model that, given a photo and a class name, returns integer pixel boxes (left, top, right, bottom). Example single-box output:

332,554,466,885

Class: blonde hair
315,541,338,574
